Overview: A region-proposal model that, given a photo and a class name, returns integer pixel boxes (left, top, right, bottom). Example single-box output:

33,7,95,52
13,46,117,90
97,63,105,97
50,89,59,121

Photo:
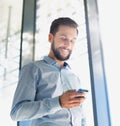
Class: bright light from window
98,0,120,125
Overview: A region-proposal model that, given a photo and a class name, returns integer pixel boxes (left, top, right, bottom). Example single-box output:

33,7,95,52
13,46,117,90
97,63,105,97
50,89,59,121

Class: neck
48,54,64,67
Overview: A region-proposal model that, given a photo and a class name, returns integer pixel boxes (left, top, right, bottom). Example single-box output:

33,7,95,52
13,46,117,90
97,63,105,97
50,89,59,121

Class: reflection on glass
0,0,23,126
35,0,94,125
22,32,35,65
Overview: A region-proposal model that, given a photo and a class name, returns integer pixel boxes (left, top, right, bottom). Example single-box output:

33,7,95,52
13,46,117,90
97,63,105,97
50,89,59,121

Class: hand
59,89,85,108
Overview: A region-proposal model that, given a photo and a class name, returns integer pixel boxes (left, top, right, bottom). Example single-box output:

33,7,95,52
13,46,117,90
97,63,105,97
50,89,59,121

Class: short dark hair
49,17,78,35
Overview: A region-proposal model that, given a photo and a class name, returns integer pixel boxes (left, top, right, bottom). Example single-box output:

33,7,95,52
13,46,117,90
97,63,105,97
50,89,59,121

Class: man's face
50,26,77,61
51,39,71,61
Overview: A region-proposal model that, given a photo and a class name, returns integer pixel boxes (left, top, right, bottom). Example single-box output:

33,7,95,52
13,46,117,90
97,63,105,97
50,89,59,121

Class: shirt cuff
49,96,62,112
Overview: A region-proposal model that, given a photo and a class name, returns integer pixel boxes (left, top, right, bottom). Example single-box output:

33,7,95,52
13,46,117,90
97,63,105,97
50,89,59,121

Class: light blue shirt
10,56,85,126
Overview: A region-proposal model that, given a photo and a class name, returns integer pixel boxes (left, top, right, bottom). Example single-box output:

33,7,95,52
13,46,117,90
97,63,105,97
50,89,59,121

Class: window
0,0,23,126
98,0,120,125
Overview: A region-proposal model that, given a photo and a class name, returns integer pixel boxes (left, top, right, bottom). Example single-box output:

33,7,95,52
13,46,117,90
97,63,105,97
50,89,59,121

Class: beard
51,41,72,61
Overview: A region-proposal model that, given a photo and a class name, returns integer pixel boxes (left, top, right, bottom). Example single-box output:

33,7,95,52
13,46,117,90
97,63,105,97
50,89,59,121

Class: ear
48,33,54,43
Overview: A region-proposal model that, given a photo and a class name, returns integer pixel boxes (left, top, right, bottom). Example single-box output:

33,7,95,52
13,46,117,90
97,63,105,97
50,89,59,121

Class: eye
70,39,76,44
59,35,76,44
60,37,67,41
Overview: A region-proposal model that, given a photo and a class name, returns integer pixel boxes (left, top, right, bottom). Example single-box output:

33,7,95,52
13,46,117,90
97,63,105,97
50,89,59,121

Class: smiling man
10,17,86,126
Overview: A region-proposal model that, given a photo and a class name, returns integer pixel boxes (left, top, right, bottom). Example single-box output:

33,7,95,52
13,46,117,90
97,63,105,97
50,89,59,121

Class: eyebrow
59,34,77,40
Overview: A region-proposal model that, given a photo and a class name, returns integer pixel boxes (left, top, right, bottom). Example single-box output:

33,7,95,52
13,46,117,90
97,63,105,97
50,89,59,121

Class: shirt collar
43,56,71,68
43,56,56,65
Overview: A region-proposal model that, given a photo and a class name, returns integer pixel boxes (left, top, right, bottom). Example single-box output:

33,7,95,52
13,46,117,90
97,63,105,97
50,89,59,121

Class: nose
63,39,71,46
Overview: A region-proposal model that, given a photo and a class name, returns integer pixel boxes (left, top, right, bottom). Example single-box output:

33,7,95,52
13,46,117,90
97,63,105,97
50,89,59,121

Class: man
10,17,86,126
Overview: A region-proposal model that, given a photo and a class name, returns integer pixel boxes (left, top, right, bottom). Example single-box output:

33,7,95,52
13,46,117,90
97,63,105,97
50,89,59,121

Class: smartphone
76,88,88,98
77,88,89,93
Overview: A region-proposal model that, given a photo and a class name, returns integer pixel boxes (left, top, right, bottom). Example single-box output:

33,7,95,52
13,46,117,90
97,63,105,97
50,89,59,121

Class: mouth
60,47,70,54
62,48,69,51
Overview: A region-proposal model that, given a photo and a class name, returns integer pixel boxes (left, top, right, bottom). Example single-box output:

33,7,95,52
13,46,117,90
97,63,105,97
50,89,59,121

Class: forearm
10,97,62,121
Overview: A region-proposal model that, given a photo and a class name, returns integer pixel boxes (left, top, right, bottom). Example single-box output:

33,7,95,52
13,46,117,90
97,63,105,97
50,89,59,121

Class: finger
68,97,85,104
68,100,84,108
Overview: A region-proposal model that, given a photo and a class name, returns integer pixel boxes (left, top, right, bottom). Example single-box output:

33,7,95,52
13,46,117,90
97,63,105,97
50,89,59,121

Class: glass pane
0,0,23,126
35,0,94,125
98,0,120,125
